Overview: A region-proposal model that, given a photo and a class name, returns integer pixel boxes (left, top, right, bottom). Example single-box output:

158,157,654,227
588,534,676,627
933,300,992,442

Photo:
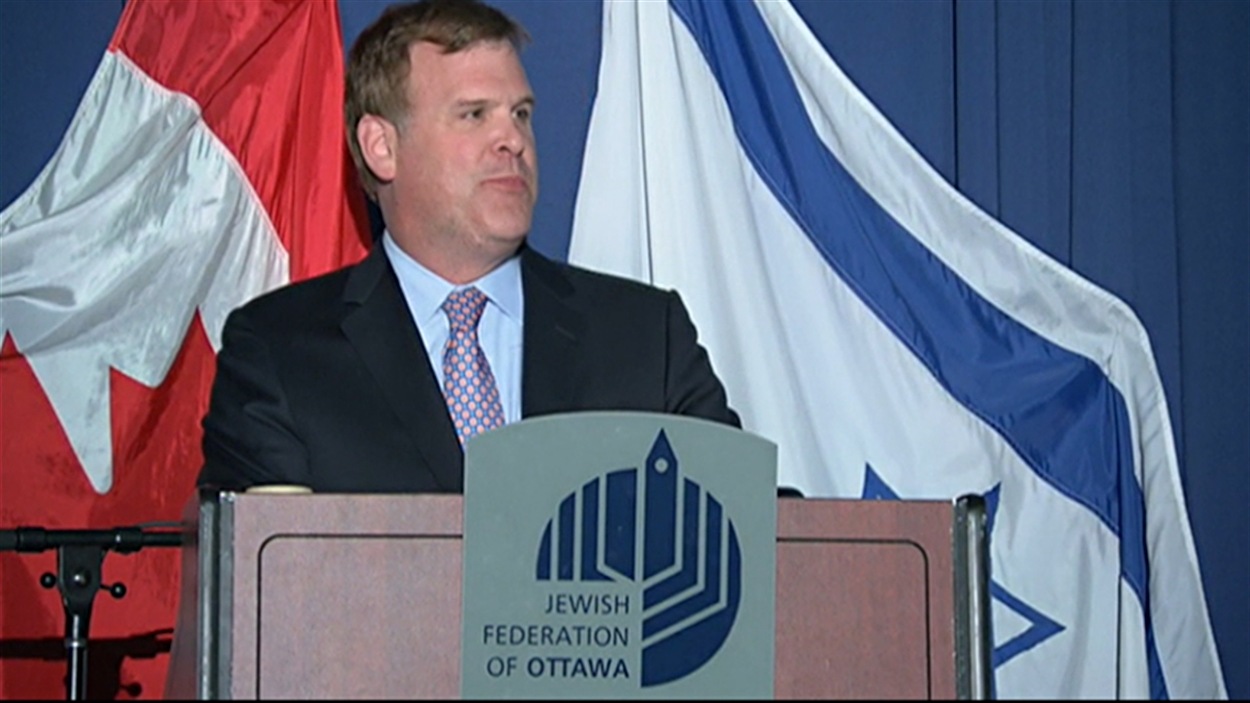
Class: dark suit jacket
198,244,740,493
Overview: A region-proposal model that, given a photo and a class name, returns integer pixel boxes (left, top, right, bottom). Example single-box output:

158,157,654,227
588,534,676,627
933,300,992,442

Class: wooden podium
166,490,990,699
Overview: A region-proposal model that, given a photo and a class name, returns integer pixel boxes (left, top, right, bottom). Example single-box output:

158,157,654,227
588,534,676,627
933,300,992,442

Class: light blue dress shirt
382,233,524,424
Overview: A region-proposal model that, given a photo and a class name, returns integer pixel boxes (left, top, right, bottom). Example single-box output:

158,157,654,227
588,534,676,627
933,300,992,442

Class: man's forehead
407,39,521,68
407,40,532,98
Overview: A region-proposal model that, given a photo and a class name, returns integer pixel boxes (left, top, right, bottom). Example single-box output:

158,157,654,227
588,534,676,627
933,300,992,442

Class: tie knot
442,286,489,331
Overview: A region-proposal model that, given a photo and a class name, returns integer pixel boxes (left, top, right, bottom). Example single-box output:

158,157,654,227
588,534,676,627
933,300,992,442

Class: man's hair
345,0,530,196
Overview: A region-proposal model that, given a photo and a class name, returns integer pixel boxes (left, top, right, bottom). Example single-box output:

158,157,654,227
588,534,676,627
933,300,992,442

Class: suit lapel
521,248,586,417
340,246,463,491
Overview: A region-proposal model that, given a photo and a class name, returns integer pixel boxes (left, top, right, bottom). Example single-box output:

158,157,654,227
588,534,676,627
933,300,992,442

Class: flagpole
0,526,184,700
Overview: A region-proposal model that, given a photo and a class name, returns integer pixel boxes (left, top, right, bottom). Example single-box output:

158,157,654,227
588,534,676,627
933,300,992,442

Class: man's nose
494,117,527,156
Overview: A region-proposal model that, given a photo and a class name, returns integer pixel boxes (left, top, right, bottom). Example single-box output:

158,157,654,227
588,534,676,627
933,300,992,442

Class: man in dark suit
197,0,738,493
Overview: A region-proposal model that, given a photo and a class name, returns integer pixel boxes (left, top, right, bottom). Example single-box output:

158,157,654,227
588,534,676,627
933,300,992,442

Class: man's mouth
482,174,530,193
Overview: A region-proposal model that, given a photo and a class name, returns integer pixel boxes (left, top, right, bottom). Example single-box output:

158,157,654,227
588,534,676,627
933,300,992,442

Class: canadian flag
0,0,368,698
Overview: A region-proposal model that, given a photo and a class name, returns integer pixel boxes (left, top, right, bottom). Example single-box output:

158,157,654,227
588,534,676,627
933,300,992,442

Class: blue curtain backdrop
1,0,1245,697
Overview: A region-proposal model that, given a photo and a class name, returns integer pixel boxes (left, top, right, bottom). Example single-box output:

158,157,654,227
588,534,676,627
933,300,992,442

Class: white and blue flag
568,0,1227,698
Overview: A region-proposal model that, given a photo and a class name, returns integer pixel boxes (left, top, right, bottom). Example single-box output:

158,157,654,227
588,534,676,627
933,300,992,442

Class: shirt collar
382,231,523,323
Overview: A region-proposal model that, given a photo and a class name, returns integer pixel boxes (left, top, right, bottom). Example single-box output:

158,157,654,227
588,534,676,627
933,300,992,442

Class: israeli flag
568,0,1226,698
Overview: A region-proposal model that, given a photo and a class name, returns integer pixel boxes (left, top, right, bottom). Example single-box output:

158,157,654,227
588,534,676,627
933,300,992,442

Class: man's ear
357,114,398,184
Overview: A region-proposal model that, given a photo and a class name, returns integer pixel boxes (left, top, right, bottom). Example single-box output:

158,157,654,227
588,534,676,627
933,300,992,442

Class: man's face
389,40,538,264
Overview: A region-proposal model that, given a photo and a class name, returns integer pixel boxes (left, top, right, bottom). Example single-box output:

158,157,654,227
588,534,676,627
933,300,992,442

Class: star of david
861,464,1065,681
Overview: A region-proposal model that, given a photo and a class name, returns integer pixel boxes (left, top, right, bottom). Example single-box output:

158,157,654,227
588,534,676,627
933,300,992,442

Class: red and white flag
0,0,368,697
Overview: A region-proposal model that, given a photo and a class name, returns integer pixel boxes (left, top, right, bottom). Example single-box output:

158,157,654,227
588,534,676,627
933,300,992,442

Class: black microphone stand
0,525,183,701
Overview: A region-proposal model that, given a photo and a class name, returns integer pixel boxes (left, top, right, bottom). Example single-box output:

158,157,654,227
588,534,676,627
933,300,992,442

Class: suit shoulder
568,263,672,296
526,250,676,303
229,264,355,326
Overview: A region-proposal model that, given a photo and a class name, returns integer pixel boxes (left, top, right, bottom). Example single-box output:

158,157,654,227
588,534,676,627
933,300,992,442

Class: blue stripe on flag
667,0,1163,694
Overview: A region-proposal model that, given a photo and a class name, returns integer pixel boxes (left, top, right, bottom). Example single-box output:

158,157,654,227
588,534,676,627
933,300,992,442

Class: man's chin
484,216,533,244
479,226,530,257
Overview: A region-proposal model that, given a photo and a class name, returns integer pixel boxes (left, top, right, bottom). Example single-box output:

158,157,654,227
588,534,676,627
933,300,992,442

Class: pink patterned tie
440,287,505,446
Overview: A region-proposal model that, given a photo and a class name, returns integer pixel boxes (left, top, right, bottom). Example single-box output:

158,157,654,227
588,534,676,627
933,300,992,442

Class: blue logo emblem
535,430,742,686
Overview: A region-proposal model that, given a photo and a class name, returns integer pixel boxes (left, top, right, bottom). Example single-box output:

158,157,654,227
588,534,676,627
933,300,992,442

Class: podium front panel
217,494,464,699
174,492,976,699
257,537,461,699
776,541,932,698
775,498,959,699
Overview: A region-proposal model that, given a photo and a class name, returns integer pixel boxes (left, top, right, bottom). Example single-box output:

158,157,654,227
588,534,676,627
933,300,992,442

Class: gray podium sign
460,411,778,699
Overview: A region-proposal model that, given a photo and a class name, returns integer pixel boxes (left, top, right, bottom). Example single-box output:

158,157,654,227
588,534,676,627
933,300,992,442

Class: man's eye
515,107,532,122
463,108,484,120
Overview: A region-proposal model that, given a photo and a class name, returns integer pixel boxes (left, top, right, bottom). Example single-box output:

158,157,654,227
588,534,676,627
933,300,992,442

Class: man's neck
385,231,523,286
